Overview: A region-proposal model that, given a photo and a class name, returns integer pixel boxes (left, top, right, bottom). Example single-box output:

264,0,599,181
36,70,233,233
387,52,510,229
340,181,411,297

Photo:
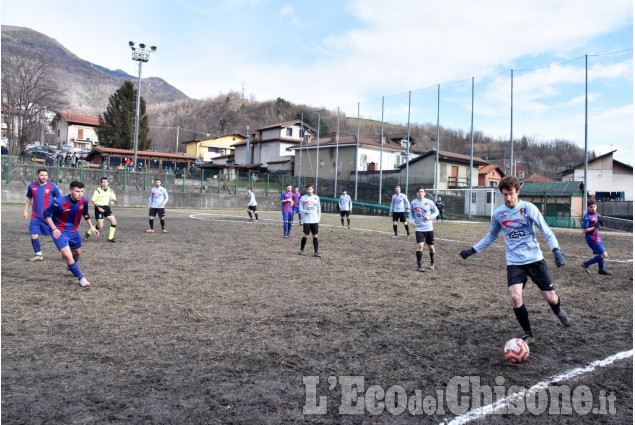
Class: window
300,129,305,138
77,129,84,139
286,128,293,137
487,192,492,203
489,180,498,187
518,170,525,179
491,170,496,176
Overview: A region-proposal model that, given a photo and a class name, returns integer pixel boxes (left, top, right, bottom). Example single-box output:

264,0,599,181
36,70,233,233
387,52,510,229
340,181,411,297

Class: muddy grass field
1,204,632,424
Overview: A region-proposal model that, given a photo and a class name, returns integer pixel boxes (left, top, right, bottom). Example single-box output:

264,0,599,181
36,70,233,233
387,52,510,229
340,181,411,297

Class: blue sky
2,0,633,163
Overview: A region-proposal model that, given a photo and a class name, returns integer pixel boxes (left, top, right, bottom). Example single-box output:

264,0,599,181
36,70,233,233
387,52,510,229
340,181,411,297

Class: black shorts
95,205,114,220
392,212,407,222
303,223,319,236
149,208,166,218
248,205,258,212
507,260,554,291
340,210,350,217
415,231,434,245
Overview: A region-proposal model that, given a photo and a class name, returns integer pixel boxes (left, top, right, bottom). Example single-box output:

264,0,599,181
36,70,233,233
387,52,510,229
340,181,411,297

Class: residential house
478,164,506,187
50,112,100,150
233,120,316,173
385,133,426,167
519,181,585,228
291,134,407,182
183,133,245,162
400,150,489,189
502,163,529,180
522,173,554,183
558,150,633,201
87,147,197,172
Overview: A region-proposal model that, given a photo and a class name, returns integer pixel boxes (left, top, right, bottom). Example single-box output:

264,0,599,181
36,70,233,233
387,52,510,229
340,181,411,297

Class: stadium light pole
129,41,157,171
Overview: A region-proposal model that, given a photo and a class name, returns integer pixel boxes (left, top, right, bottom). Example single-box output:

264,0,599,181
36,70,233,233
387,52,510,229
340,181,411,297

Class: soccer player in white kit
410,187,439,272
459,176,570,343
298,184,321,257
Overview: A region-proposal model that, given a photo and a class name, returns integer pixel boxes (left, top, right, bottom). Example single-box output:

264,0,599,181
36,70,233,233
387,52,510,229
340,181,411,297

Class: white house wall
574,168,633,200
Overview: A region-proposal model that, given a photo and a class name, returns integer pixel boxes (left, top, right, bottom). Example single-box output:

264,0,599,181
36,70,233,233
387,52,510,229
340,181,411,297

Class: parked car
61,144,75,152
27,145,51,154
28,150,55,164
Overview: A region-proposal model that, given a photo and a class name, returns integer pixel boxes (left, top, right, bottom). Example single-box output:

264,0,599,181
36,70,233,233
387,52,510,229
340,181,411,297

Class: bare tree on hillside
1,48,67,153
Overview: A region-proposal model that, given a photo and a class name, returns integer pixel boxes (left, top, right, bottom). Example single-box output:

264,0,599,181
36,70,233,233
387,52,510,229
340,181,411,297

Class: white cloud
279,5,300,25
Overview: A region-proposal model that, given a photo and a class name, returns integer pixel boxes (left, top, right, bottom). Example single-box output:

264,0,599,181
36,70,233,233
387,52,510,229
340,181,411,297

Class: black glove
553,248,566,268
459,247,476,259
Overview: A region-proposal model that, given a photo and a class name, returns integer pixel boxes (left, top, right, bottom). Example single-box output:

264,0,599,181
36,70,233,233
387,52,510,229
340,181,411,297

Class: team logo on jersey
502,220,522,228
519,208,526,215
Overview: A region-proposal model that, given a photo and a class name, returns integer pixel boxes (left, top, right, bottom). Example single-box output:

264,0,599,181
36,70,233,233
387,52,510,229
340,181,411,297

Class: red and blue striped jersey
280,191,294,213
290,191,301,209
44,195,88,233
26,182,62,220
582,212,602,243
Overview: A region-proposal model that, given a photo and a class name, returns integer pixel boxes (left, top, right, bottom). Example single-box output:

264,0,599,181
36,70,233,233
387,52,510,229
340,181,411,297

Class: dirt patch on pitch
2,205,632,424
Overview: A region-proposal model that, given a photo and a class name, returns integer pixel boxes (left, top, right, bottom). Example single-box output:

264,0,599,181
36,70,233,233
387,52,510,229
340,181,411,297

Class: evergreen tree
96,81,151,150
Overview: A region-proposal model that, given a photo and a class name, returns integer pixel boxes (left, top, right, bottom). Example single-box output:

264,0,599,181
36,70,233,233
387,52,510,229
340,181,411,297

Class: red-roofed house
400,150,489,189
478,164,506,187
233,120,317,173
50,112,101,149
522,173,554,183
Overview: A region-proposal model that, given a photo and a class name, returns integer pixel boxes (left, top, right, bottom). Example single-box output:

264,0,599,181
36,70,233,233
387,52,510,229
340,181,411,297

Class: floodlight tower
129,41,157,170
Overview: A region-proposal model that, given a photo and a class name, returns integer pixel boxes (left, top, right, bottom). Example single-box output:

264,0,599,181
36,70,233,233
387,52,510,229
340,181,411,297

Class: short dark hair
342,189,347,193
247,187,252,191
70,181,85,189
416,186,426,192
306,183,313,189
499,176,521,193
587,199,597,207
101,177,109,182
155,178,161,182
37,168,48,174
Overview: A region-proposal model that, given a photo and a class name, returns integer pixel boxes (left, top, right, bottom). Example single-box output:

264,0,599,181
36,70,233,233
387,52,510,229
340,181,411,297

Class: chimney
330,132,337,142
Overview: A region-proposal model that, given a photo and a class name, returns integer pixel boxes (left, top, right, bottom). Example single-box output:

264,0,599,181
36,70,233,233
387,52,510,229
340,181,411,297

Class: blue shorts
586,239,606,255
29,219,52,236
282,212,294,222
293,207,300,214
52,231,82,251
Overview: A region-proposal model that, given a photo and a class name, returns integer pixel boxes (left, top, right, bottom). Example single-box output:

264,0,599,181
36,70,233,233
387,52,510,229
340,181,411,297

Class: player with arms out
339,189,352,228
459,176,570,343
299,184,321,257
390,185,411,238
43,181,99,287
23,169,62,261
581,199,612,275
246,187,259,222
280,184,294,238
410,187,439,272
147,178,169,233
85,177,118,242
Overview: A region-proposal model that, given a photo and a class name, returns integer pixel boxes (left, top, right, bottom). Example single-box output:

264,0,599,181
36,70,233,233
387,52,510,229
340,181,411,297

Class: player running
339,189,352,228
581,199,612,275
390,185,411,238
247,187,259,222
459,176,570,344
85,177,118,242
280,184,294,238
23,169,62,261
299,184,321,257
147,179,169,233
43,181,99,287
410,187,439,272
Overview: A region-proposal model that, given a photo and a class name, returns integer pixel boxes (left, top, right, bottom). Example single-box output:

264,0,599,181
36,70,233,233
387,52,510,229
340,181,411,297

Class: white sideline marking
439,349,633,425
185,212,632,263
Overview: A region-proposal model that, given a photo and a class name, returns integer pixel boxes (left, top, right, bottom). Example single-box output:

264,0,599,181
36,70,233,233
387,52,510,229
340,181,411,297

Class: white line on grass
439,349,633,425
185,212,632,263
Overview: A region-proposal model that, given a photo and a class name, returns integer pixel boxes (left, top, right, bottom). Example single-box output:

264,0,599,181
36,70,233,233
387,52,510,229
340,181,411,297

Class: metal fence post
144,165,148,191
80,162,84,183
266,173,269,196
182,173,185,193
164,168,168,187
5,155,11,184
123,166,128,190
56,158,61,185
200,169,204,193
234,170,238,195
217,171,221,194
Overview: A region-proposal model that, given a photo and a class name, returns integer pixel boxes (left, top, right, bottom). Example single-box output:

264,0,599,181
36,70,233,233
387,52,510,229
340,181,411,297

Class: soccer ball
503,338,529,364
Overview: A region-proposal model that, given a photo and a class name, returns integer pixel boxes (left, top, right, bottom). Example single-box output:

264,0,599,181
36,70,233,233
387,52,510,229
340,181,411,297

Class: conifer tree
96,81,151,150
